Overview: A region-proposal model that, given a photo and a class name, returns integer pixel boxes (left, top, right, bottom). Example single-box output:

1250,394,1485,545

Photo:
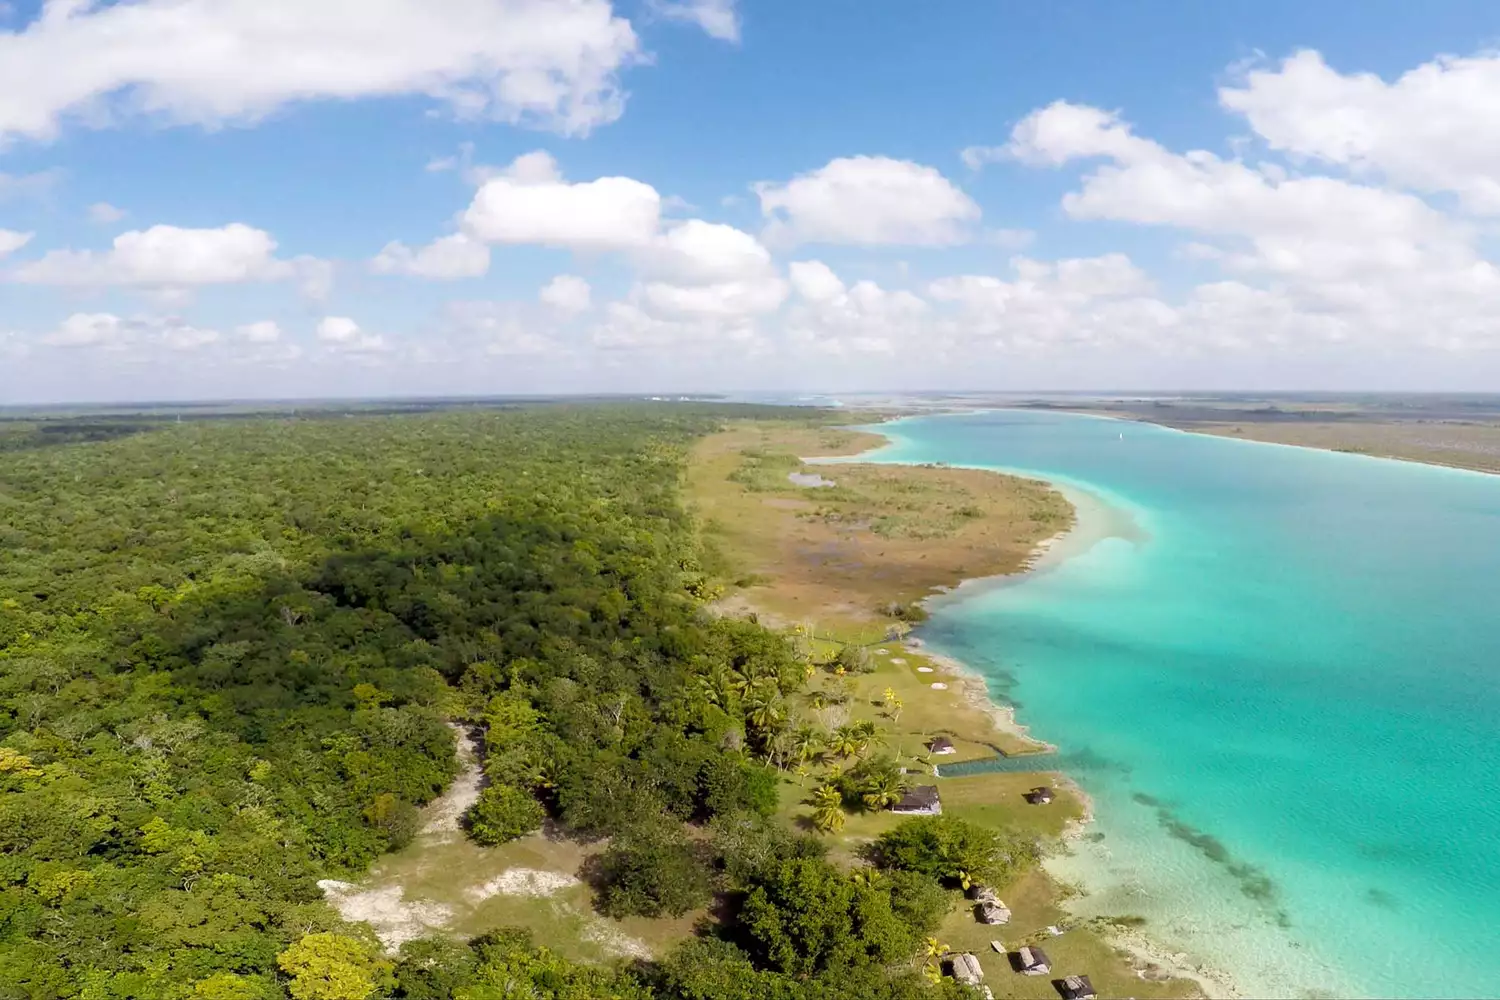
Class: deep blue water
862,410,1500,999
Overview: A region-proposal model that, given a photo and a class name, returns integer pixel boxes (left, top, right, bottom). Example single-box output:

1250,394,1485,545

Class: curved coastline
822,414,1243,1000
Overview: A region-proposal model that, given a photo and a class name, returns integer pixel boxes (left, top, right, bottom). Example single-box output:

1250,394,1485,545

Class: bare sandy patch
421,725,484,838
467,868,582,902
582,920,653,960
318,880,454,952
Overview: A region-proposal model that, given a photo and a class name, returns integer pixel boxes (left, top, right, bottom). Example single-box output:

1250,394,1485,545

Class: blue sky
3,0,1500,402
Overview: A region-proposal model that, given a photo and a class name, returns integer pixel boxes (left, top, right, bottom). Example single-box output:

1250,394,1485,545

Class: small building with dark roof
928,735,956,755
1057,974,1096,999
1025,785,1055,805
891,785,942,815
1016,945,1051,976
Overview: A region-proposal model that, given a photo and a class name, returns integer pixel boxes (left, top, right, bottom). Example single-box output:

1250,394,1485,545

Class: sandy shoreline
849,418,1240,1000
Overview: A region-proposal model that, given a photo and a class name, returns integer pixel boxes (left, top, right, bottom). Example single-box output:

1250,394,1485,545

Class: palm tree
850,868,886,889
828,725,862,759
889,696,904,724
811,783,845,834
745,693,784,733
790,727,823,766
921,936,950,983
860,771,909,811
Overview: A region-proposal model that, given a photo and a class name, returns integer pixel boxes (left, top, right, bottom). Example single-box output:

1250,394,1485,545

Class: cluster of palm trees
696,622,934,835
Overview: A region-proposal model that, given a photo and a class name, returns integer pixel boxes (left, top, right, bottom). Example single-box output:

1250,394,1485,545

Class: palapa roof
1060,974,1096,999
1018,945,1051,969
978,900,1011,923
951,952,983,983
892,785,940,811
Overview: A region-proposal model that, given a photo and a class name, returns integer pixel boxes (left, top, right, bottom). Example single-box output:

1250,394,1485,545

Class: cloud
159,321,221,350
463,150,661,250
960,145,1007,171
0,169,61,201
371,233,490,279
787,260,846,303
784,260,928,356
317,317,361,343
41,312,128,348
643,219,773,283
539,274,592,313
1004,100,1475,286
236,320,282,343
0,229,32,256
1220,50,1500,213
650,0,740,43
38,311,226,351
0,0,643,142
442,299,563,358
754,156,981,246
88,202,127,223
14,223,296,287
316,316,388,353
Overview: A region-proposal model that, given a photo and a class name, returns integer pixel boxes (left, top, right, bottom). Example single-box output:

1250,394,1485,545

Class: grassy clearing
690,419,1071,625
334,814,703,964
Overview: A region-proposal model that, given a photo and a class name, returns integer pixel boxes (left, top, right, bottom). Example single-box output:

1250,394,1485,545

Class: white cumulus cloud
88,202,127,224
0,229,32,256
463,150,661,250
41,313,126,349
371,233,490,279
1220,49,1500,214
236,320,282,343
755,156,981,246
14,223,293,287
539,274,592,313
317,316,388,353
0,0,643,142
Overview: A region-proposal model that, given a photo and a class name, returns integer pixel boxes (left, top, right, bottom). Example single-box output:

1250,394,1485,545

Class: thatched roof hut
950,952,984,985
891,785,942,815
1017,945,1051,975
1058,974,1097,999
977,900,1011,925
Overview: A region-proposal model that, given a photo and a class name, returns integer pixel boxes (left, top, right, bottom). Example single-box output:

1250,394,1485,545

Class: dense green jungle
0,405,1034,999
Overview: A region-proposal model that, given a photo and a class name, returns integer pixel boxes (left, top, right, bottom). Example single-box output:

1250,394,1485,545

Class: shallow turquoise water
863,410,1500,999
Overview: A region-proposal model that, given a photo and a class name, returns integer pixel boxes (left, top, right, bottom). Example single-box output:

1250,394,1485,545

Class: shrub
466,784,544,846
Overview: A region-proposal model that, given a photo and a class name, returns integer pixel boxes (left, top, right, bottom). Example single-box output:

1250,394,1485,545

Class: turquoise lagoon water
859,411,1500,999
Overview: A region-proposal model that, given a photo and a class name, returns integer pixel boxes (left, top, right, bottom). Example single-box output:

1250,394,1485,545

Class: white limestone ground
466,869,581,901
420,725,484,838
317,880,455,951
